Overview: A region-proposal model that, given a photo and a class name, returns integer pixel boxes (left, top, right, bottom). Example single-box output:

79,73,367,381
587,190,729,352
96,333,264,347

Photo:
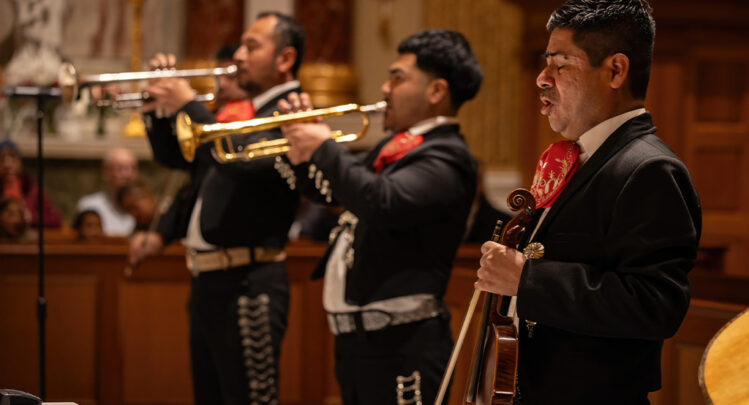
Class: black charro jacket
146,89,300,249
515,113,701,404
287,124,477,305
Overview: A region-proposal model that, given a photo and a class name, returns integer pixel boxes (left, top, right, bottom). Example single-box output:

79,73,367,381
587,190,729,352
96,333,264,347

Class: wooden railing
1,240,745,405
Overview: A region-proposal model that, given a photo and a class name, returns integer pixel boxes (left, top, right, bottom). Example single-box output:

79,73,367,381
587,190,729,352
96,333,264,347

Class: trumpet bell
176,101,387,163
177,112,200,163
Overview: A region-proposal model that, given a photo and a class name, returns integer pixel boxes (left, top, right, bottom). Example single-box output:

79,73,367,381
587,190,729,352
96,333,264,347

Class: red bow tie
215,100,255,122
530,140,580,208
372,131,424,173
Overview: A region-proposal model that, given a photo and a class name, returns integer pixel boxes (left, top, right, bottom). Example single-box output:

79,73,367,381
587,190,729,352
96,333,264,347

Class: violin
435,188,540,405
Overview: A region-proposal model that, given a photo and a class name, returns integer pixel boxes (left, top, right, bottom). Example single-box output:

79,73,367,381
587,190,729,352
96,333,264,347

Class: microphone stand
2,85,61,401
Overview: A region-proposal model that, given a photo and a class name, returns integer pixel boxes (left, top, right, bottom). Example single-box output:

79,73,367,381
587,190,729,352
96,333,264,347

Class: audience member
73,209,104,241
0,139,62,228
77,147,137,236
116,182,156,232
0,197,36,241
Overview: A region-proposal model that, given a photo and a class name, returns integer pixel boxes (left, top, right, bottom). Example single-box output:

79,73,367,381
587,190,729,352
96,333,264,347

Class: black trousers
188,261,289,405
333,315,453,405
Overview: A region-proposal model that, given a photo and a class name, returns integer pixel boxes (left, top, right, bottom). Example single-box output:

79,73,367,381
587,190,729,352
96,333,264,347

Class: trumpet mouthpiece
361,101,387,113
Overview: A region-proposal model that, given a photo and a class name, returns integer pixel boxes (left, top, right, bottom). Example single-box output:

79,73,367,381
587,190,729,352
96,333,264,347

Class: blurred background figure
0,139,62,228
76,147,137,236
212,43,254,122
0,196,36,241
117,182,155,232
73,209,104,241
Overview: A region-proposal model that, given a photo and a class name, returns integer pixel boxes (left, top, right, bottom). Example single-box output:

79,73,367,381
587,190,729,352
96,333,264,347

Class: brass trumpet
176,101,387,163
58,62,237,103
96,92,215,109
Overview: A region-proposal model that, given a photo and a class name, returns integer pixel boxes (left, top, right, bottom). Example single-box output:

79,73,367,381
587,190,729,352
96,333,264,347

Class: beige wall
353,0,423,104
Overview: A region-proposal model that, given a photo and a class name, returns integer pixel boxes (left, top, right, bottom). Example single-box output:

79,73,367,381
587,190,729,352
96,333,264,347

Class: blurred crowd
0,140,156,242
1,135,505,245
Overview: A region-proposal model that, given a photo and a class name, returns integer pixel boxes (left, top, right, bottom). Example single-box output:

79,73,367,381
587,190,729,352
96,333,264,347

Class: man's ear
427,78,449,105
276,47,297,75
606,53,630,90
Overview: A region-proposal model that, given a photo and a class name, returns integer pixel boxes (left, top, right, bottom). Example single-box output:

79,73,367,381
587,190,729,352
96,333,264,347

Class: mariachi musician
128,12,304,405
476,1,701,404
275,29,482,405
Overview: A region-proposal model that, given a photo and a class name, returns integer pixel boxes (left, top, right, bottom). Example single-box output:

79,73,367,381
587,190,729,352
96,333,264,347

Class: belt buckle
361,310,392,331
219,249,232,269
188,249,199,277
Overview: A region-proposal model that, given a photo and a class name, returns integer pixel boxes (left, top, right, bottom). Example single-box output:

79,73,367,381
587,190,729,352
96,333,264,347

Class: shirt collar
407,116,459,136
577,108,646,164
251,80,301,111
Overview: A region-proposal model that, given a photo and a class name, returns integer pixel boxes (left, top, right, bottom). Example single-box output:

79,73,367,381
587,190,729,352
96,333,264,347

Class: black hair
546,0,655,99
397,29,483,110
256,11,305,77
215,43,239,61
115,182,149,206
73,209,101,230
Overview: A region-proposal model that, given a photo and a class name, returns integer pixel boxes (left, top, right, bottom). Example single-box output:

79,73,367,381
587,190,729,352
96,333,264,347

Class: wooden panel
646,61,685,156
296,0,352,63
691,146,742,211
0,274,98,405
695,60,746,123
185,0,243,59
674,343,707,405
119,282,192,404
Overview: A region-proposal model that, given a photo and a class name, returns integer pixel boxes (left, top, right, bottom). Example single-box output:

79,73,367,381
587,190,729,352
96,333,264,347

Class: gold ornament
523,242,545,259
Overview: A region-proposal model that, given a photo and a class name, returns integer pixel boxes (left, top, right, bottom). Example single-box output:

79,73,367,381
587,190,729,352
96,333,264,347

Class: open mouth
540,97,554,116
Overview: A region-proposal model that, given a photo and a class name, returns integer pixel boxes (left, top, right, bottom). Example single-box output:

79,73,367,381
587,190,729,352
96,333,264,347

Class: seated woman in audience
0,139,62,228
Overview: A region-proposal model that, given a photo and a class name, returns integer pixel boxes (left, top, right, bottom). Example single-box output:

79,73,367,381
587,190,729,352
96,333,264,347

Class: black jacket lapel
532,113,657,241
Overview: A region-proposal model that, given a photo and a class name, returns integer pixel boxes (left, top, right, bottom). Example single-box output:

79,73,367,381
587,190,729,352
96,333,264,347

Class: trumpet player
276,29,482,405
128,12,304,405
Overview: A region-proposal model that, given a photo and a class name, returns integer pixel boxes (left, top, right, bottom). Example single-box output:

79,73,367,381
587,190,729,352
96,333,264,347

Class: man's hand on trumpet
142,53,196,115
278,92,331,165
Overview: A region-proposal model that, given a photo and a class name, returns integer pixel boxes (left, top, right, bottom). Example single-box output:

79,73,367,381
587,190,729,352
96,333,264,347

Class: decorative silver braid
396,371,423,405
237,293,278,405
273,156,296,190
327,211,359,269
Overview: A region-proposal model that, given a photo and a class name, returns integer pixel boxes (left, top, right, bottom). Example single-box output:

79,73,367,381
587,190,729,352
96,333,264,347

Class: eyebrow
389,67,405,75
542,51,566,59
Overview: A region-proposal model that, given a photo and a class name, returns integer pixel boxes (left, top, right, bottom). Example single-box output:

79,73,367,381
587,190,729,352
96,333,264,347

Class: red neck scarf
215,100,255,122
530,140,580,208
372,131,424,173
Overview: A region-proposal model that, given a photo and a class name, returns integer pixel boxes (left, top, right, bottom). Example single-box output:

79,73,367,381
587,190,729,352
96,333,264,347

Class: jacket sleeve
517,157,701,340
145,101,215,170
155,183,194,245
298,138,471,229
